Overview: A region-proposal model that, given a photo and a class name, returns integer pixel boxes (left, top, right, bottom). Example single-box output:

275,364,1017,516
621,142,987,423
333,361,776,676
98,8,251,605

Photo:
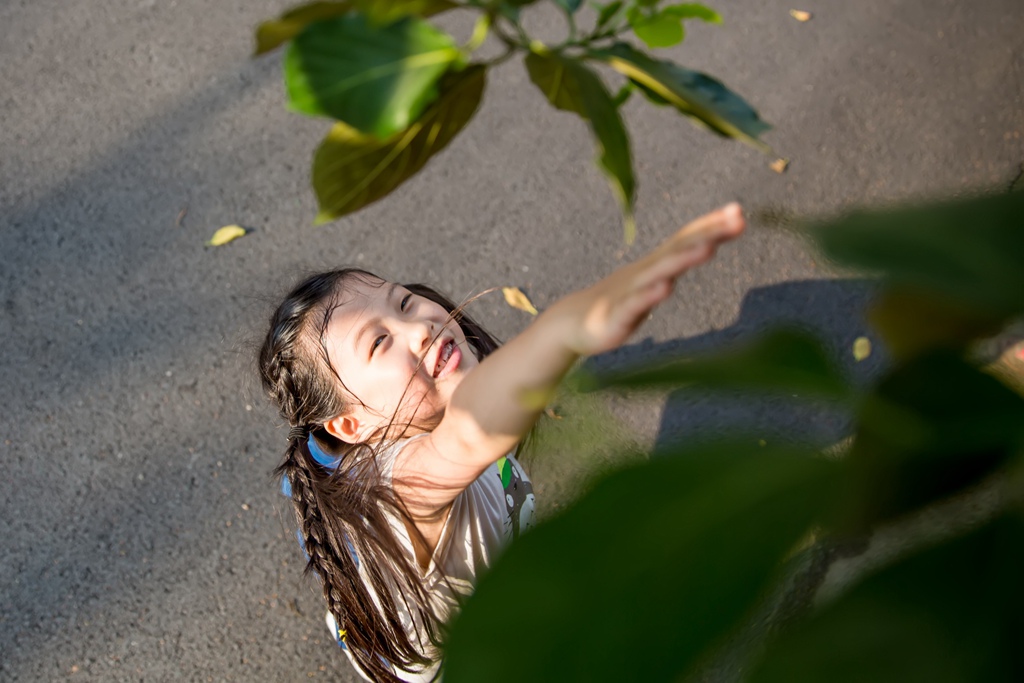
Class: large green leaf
809,191,1024,320
748,514,1024,683
444,442,839,683
837,350,1024,531
254,0,457,55
525,51,636,241
285,13,462,138
353,0,457,25
311,65,486,223
589,42,771,151
254,1,353,55
577,328,851,401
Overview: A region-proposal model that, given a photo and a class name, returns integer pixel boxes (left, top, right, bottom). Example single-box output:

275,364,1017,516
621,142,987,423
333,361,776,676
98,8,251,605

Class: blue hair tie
307,433,340,469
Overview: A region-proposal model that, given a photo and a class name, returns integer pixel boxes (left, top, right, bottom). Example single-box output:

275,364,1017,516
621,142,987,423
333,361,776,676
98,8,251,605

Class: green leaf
661,3,722,23
838,350,1024,532
311,65,486,223
554,0,584,13
748,514,1024,683
633,13,685,49
525,51,636,241
444,442,839,683
253,1,353,56
809,191,1024,321
589,42,772,152
611,81,634,107
285,13,462,138
353,0,457,25
577,328,851,400
595,0,625,31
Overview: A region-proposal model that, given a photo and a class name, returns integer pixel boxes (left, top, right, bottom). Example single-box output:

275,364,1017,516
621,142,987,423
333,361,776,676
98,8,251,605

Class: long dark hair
258,269,499,682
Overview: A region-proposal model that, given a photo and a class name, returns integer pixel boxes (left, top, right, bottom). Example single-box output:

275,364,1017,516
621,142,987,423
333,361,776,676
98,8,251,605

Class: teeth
436,341,452,376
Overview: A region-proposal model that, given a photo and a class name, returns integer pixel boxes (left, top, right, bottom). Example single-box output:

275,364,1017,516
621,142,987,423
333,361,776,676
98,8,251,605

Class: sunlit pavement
1,0,1022,680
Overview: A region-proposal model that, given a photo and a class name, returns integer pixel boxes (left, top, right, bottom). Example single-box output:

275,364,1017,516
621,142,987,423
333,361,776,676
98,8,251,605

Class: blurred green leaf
661,3,722,23
353,0,457,24
554,0,584,13
590,43,771,151
748,514,1024,683
445,442,839,683
285,14,461,138
254,1,353,55
839,350,1024,531
630,4,722,49
632,12,685,48
595,0,625,31
868,286,1007,360
525,51,636,242
578,328,851,401
809,191,1024,320
311,65,486,223
611,81,634,107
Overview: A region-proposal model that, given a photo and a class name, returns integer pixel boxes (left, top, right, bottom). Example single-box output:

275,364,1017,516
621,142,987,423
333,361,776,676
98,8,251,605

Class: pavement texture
1,0,1022,680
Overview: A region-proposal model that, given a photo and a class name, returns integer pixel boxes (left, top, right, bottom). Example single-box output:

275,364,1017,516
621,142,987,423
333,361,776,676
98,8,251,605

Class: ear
325,413,363,444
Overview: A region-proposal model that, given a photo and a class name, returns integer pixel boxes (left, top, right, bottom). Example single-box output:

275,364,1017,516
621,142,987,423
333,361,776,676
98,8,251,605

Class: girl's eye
371,335,386,356
400,294,411,311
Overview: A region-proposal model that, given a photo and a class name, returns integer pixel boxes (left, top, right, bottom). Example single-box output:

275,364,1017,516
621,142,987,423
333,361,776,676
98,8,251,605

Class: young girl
258,204,746,682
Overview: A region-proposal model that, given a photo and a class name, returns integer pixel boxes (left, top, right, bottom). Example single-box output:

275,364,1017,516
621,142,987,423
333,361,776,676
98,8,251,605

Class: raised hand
558,203,746,356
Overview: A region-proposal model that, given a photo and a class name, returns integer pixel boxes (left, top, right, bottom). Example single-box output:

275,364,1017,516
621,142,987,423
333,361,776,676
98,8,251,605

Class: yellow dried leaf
770,158,790,174
207,224,247,246
853,336,872,361
789,9,812,21
502,287,538,315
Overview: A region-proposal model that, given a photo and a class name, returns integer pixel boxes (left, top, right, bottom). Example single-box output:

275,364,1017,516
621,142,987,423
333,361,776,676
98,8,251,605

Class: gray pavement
1,0,1022,680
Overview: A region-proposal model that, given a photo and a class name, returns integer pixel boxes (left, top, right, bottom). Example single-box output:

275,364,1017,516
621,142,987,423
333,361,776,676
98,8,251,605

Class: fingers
633,241,715,291
629,203,744,289
669,202,746,251
610,278,674,342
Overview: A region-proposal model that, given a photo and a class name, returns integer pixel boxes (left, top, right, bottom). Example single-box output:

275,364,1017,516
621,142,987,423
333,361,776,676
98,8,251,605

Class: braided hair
258,269,499,681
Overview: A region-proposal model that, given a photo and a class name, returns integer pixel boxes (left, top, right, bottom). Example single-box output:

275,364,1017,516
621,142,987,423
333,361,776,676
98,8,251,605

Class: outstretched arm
397,203,747,514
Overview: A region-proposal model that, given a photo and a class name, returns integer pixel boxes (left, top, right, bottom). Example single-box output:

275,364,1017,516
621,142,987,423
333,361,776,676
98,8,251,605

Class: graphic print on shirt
496,456,535,539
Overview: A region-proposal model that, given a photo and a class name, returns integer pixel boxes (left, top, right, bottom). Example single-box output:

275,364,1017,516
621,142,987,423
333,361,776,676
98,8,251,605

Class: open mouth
433,338,461,378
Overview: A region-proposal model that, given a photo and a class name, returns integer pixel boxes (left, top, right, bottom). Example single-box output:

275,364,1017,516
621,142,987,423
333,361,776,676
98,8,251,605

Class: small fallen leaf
503,286,538,315
175,204,188,227
789,9,812,21
207,224,247,246
853,336,872,361
544,407,563,420
770,158,790,174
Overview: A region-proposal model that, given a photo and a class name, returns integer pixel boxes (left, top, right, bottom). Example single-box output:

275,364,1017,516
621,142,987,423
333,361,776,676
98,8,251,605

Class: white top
341,435,536,682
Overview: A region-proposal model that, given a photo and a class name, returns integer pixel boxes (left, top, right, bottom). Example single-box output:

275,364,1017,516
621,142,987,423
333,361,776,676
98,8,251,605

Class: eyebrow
353,282,399,355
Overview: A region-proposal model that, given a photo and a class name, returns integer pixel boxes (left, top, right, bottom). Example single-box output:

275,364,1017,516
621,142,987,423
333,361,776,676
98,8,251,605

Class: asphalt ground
1,0,1022,680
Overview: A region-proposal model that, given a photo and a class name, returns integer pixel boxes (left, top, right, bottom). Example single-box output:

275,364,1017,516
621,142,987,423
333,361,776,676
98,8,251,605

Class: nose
404,317,435,355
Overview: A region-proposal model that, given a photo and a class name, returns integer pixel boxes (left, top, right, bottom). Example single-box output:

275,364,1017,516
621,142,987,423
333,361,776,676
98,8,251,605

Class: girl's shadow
583,277,886,452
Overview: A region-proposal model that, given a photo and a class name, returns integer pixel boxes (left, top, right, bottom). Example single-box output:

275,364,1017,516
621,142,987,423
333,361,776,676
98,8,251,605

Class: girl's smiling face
320,276,479,444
